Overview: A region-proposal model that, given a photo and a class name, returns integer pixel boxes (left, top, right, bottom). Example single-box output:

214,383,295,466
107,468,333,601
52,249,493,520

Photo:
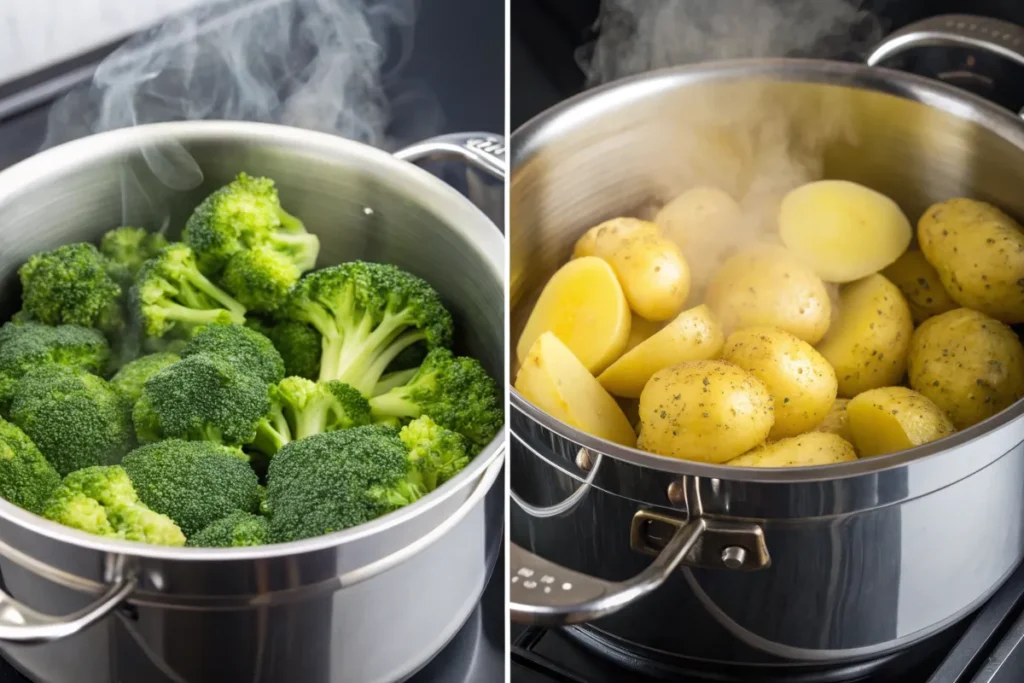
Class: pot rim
0,120,506,560
509,57,1024,483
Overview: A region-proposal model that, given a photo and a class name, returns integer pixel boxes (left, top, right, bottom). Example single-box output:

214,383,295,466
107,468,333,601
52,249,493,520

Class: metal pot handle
393,132,506,181
866,14,1024,71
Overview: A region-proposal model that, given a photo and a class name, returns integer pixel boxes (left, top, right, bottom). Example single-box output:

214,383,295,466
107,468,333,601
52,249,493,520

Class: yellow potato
598,304,725,398
817,274,913,398
623,314,663,354
705,245,832,344
638,360,774,463
726,432,857,468
779,180,912,283
882,249,957,324
847,386,955,458
516,256,630,374
573,217,659,259
918,198,1024,323
908,308,1024,429
515,332,636,447
722,327,838,439
813,398,853,444
606,232,692,322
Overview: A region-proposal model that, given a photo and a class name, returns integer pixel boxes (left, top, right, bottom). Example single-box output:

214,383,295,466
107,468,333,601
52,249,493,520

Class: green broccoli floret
181,323,284,385
100,227,169,276
284,262,453,396
8,366,134,477
251,377,370,456
221,244,301,314
109,352,180,403
368,349,502,449
42,465,185,546
187,511,269,548
131,243,246,340
18,243,124,334
250,318,321,380
132,353,270,446
0,417,61,515
122,439,261,537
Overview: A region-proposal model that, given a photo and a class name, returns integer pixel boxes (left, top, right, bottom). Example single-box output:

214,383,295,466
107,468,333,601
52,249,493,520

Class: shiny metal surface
392,132,507,181
509,58,1024,663
0,121,505,683
867,14,1024,71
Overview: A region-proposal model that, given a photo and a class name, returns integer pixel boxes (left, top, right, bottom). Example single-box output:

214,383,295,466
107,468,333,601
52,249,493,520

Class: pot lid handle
393,132,506,181
866,14,1024,72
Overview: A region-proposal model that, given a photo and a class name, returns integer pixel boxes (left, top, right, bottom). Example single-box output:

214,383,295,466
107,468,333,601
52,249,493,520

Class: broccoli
368,349,502,449
8,366,134,477
0,417,61,515
122,439,261,537
251,377,370,457
264,425,409,542
181,323,284,385
221,244,302,314
373,368,418,397
109,352,180,403
187,511,269,548
131,243,246,340
133,353,270,446
249,318,321,380
18,243,124,333
42,465,185,546
100,227,169,276
284,262,453,396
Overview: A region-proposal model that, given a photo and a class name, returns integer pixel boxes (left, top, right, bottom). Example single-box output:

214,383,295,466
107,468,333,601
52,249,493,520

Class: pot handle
392,132,506,181
866,14,1024,71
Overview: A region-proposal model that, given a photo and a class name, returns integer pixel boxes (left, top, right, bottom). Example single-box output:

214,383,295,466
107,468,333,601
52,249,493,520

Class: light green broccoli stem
254,407,291,455
368,391,421,421
267,230,319,271
321,310,424,396
154,302,245,329
374,367,419,397
177,270,247,319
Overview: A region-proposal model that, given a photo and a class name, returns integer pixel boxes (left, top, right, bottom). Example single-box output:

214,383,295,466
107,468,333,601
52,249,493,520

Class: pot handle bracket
393,133,506,181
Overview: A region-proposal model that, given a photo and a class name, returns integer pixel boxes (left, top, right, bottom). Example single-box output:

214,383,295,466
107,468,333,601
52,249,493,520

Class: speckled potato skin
638,360,774,463
725,432,857,468
847,386,955,458
813,398,854,445
882,249,957,325
573,217,659,259
918,198,1024,323
908,308,1024,429
817,274,914,398
722,327,838,439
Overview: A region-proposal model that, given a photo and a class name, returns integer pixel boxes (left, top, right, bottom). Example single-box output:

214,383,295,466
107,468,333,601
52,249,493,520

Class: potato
638,360,774,463
725,432,857,468
817,274,913,398
623,314,663,354
779,180,912,283
722,327,838,439
907,308,1024,429
655,186,743,294
813,398,853,444
882,249,957,324
705,245,832,344
917,198,1024,323
847,386,955,458
573,217,659,259
516,256,630,374
599,304,725,398
515,332,636,447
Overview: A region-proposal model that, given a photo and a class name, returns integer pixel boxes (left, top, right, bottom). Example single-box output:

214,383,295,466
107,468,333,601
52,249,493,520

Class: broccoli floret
18,243,124,333
0,417,61,515
400,415,470,490
368,349,502,449
109,353,179,403
251,319,321,380
42,465,185,546
252,377,370,457
284,262,453,396
8,366,134,477
100,227,169,276
181,323,284,385
131,243,246,340
221,244,302,314
122,439,261,537
187,511,269,548
132,353,270,446
264,425,408,542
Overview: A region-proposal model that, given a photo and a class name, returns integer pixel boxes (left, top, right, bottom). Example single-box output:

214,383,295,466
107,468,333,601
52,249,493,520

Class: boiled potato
817,274,913,398
515,332,636,447
882,249,957,324
705,245,832,344
573,217,659,259
813,398,853,444
655,186,743,295
599,304,725,398
918,198,1024,323
847,386,954,458
722,327,838,439
779,180,912,283
638,360,774,463
623,314,663,354
516,256,630,374
908,308,1024,429
725,432,857,468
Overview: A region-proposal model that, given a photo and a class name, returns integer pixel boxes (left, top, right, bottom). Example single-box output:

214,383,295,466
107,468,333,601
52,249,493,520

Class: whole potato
918,198,1024,323
908,308,1024,429
813,398,854,445
607,232,692,322
573,217,659,259
882,249,957,324
817,274,913,398
638,360,774,463
847,386,954,458
726,432,857,468
705,245,832,344
723,327,838,439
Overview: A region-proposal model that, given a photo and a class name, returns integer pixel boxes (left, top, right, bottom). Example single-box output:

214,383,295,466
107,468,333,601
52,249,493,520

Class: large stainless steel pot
0,121,506,683
509,14,1024,672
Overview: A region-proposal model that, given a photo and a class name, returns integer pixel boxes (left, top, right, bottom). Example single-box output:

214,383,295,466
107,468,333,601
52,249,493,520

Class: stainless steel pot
0,122,506,683
509,14,1024,671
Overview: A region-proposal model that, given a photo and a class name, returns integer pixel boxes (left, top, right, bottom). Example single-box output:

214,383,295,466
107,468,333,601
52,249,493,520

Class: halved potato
623,314,663,354
726,432,857,468
813,398,853,445
847,386,955,457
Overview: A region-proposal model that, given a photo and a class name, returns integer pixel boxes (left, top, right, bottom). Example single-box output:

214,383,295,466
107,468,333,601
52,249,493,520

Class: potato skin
817,274,913,398
847,386,954,458
882,249,957,325
918,198,1024,323
722,327,838,439
726,432,857,468
638,360,774,463
907,308,1024,429
813,398,854,445
573,217,659,259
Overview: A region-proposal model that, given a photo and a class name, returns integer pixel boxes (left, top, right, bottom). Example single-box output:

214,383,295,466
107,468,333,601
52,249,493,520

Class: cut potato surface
726,432,857,468
813,398,854,445
882,249,957,325
847,386,954,458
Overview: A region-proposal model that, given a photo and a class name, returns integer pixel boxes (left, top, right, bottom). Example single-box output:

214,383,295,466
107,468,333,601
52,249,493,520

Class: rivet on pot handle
866,14,1024,72
393,132,506,181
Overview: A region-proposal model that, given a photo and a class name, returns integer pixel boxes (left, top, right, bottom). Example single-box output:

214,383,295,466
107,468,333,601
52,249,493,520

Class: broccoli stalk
251,377,370,457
